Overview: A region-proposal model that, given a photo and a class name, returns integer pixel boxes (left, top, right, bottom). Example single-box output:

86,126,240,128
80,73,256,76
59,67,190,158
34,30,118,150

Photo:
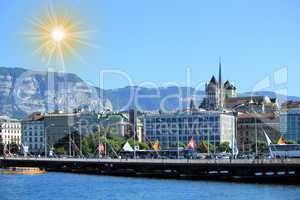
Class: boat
0,167,46,175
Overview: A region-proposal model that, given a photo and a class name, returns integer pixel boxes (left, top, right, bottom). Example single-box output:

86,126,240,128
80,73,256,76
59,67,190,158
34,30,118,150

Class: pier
1,157,300,184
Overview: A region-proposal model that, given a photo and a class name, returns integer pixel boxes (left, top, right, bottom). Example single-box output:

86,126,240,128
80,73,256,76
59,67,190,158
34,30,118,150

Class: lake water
0,172,300,200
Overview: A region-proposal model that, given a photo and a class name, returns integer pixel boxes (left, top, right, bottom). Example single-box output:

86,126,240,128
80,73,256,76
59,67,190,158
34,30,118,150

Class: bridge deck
1,157,300,184
1,157,300,165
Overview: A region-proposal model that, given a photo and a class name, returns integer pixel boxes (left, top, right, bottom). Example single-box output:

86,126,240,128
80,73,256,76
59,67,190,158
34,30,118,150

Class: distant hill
0,66,298,119
0,66,101,119
240,91,300,105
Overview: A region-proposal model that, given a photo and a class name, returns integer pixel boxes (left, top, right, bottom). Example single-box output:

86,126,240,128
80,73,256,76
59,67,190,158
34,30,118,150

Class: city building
237,113,280,153
281,101,300,110
200,59,224,110
98,111,144,142
144,111,235,149
76,111,100,135
98,112,130,138
223,80,237,98
21,112,44,153
44,111,138,149
224,96,278,113
280,108,300,142
0,116,21,145
199,59,278,114
44,112,78,148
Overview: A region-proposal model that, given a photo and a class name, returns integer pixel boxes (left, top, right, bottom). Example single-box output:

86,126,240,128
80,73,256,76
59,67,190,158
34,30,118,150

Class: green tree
54,146,66,155
173,142,186,149
197,141,214,153
127,139,150,150
138,142,150,150
82,136,93,155
252,140,268,153
9,143,19,154
0,142,4,156
107,131,125,154
218,142,231,153
286,140,297,144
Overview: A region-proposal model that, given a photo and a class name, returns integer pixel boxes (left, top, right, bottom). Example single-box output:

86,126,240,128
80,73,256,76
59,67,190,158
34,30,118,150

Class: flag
200,140,208,153
277,136,286,145
231,136,239,159
122,141,134,152
73,143,80,153
98,143,105,155
263,130,272,146
187,137,196,150
152,140,160,151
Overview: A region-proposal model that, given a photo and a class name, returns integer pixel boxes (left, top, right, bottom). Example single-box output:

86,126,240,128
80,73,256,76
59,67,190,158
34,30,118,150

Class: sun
51,26,65,42
26,6,95,67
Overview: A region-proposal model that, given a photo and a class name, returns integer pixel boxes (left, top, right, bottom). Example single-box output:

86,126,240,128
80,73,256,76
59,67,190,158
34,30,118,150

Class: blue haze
0,1,300,95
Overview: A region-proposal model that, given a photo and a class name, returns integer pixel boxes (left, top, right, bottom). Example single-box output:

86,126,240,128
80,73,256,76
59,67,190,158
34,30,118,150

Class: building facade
201,76,222,110
98,112,130,138
44,111,134,148
224,96,278,114
0,116,21,145
144,111,235,149
21,112,45,153
280,108,300,142
237,113,280,153
44,112,80,148
200,60,239,111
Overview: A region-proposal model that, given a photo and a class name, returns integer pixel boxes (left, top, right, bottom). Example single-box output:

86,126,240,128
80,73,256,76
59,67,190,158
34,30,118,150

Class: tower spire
218,57,223,110
218,56,222,89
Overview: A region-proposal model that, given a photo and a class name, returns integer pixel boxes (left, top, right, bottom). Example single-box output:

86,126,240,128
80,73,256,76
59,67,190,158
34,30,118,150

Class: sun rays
25,6,96,68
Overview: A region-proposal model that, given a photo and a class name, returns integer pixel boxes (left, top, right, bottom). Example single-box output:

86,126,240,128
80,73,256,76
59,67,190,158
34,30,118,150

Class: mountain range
0,66,299,119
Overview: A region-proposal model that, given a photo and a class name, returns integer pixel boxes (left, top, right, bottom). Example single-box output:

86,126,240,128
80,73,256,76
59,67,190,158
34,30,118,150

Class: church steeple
218,57,222,89
218,57,223,110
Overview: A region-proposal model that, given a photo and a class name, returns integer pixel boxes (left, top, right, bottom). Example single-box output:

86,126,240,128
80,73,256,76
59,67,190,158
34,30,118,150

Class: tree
53,132,81,156
54,146,66,155
218,142,231,153
197,141,214,153
9,143,19,154
286,140,297,144
251,140,268,153
0,142,4,156
80,130,127,157
82,136,93,155
127,139,150,150
138,142,150,150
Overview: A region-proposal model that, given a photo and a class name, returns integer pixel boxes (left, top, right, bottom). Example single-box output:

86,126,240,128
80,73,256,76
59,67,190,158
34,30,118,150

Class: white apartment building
0,116,21,145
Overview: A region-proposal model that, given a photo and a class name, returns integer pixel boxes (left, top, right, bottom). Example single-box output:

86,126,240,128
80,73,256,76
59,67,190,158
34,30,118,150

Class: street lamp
44,124,55,158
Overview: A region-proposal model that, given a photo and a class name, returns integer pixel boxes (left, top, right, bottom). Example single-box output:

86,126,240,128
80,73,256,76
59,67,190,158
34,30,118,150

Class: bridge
1,157,300,184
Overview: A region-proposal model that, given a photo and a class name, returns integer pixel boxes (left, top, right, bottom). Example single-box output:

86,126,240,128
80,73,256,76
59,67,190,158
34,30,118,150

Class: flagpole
213,126,216,155
207,129,210,156
97,124,101,159
69,128,71,157
133,124,136,159
177,128,179,159
255,116,258,157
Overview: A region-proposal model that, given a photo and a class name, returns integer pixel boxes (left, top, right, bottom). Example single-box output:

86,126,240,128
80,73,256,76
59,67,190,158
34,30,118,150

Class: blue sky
0,0,300,95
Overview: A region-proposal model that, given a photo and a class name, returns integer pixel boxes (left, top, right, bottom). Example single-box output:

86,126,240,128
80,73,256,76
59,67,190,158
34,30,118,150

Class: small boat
0,167,46,175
